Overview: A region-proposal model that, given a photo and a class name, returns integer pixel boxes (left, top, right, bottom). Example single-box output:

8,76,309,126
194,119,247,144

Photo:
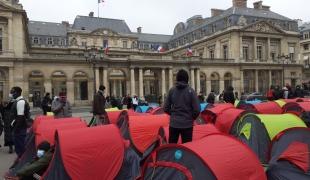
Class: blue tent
136,106,152,113
200,103,213,112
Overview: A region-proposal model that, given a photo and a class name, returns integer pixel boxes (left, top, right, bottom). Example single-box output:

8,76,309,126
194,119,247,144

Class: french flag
186,46,193,56
157,45,165,53
104,44,109,54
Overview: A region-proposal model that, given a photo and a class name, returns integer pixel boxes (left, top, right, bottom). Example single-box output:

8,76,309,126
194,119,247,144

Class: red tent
163,124,220,143
107,110,128,124
215,108,247,134
282,102,310,126
267,127,310,179
43,125,140,180
149,107,165,115
129,114,169,155
239,101,282,114
200,103,235,124
141,134,266,180
33,115,54,132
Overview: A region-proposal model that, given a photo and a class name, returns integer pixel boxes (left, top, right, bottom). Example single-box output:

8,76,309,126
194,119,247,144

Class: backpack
14,98,32,128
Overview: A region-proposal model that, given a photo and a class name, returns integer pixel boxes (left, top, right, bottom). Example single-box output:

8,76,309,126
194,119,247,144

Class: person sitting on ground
7,141,54,180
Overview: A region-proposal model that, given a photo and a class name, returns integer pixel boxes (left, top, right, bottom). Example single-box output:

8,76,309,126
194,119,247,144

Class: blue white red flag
157,45,165,53
186,46,193,56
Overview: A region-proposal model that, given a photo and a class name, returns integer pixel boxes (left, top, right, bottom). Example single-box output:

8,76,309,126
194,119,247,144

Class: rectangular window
304,44,309,51
59,39,66,46
271,52,276,61
223,45,228,59
209,50,214,59
47,37,53,45
289,46,295,61
123,41,127,49
243,46,249,61
305,33,309,39
0,28,2,52
33,37,39,44
81,41,87,47
103,40,108,48
257,45,262,60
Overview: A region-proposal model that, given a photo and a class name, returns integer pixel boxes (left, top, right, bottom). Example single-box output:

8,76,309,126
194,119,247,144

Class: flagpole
98,2,99,18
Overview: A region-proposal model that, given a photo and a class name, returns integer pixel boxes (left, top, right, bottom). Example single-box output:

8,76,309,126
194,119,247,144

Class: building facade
0,0,304,106
300,23,310,81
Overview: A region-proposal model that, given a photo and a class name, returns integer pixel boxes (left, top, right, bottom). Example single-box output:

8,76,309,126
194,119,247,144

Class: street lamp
277,54,290,87
84,46,104,94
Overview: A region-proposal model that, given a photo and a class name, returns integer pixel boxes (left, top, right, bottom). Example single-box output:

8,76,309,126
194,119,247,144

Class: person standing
266,85,275,101
132,96,138,111
10,86,31,158
51,93,72,119
41,93,52,115
198,91,205,103
1,97,14,153
223,86,235,104
92,85,107,125
294,85,304,98
206,90,216,104
164,69,200,144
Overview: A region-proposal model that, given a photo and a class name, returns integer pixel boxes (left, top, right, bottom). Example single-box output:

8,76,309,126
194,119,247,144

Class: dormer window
81,27,86,30
33,37,39,44
47,37,53,45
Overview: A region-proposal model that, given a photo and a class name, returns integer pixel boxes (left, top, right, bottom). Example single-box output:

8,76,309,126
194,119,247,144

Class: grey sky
20,0,309,35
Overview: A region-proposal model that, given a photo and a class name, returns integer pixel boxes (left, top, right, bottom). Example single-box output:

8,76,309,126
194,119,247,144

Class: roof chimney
89,12,94,17
253,1,263,9
232,0,247,8
211,9,224,17
61,21,70,27
262,5,270,11
137,27,142,34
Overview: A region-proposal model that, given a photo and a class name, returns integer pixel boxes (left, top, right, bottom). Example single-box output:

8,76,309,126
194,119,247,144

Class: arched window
109,69,126,98
211,72,220,94
52,71,67,97
29,70,44,107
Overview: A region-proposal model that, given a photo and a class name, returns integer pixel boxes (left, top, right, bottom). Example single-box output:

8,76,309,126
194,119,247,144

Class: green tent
235,113,306,163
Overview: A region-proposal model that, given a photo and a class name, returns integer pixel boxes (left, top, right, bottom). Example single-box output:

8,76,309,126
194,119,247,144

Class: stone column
8,18,13,51
215,40,221,58
240,36,243,61
44,79,52,94
255,70,259,92
139,68,143,97
206,80,211,94
240,70,244,94
130,68,135,96
9,67,14,89
168,68,173,89
95,68,100,91
203,47,207,58
113,80,117,96
220,80,225,93
66,80,75,105
103,68,108,94
190,69,195,90
196,69,201,93
161,68,166,98
267,37,271,62
269,70,272,88
119,80,123,97
253,36,257,61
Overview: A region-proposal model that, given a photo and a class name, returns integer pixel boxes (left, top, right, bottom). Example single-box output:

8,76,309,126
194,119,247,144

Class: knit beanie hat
37,141,51,151
176,69,189,83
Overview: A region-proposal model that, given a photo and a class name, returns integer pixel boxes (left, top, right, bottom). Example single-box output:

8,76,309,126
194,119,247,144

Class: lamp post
277,54,290,87
84,46,104,94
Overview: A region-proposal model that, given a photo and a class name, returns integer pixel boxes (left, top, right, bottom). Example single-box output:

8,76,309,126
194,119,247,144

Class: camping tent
140,134,266,180
200,103,235,124
128,114,169,159
149,107,165,115
236,100,262,109
135,106,152,113
282,102,310,126
199,103,213,112
267,127,310,180
215,108,247,134
8,118,86,177
234,113,307,163
238,101,282,114
42,125,140,180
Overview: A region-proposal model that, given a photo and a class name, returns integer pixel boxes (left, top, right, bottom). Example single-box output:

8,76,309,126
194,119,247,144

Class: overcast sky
20,0,309,35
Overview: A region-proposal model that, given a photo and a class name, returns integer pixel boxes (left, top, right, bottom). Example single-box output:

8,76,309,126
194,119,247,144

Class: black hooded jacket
164,82,200,128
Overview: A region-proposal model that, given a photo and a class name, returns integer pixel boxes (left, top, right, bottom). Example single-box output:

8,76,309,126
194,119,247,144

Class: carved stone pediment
91,28,119,36
243,21,284,34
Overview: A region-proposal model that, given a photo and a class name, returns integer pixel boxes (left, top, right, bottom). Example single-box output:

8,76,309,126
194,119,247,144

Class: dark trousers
13,128,27,157
169,126,193,144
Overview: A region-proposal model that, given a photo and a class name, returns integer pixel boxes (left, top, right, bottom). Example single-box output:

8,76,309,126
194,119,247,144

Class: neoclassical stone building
0,0,304,106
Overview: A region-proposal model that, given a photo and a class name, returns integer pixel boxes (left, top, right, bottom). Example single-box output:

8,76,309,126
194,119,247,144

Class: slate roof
300,23,310,32
72,16,131,34
28,21,68,36
171,7,293,40
132,33,171,43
